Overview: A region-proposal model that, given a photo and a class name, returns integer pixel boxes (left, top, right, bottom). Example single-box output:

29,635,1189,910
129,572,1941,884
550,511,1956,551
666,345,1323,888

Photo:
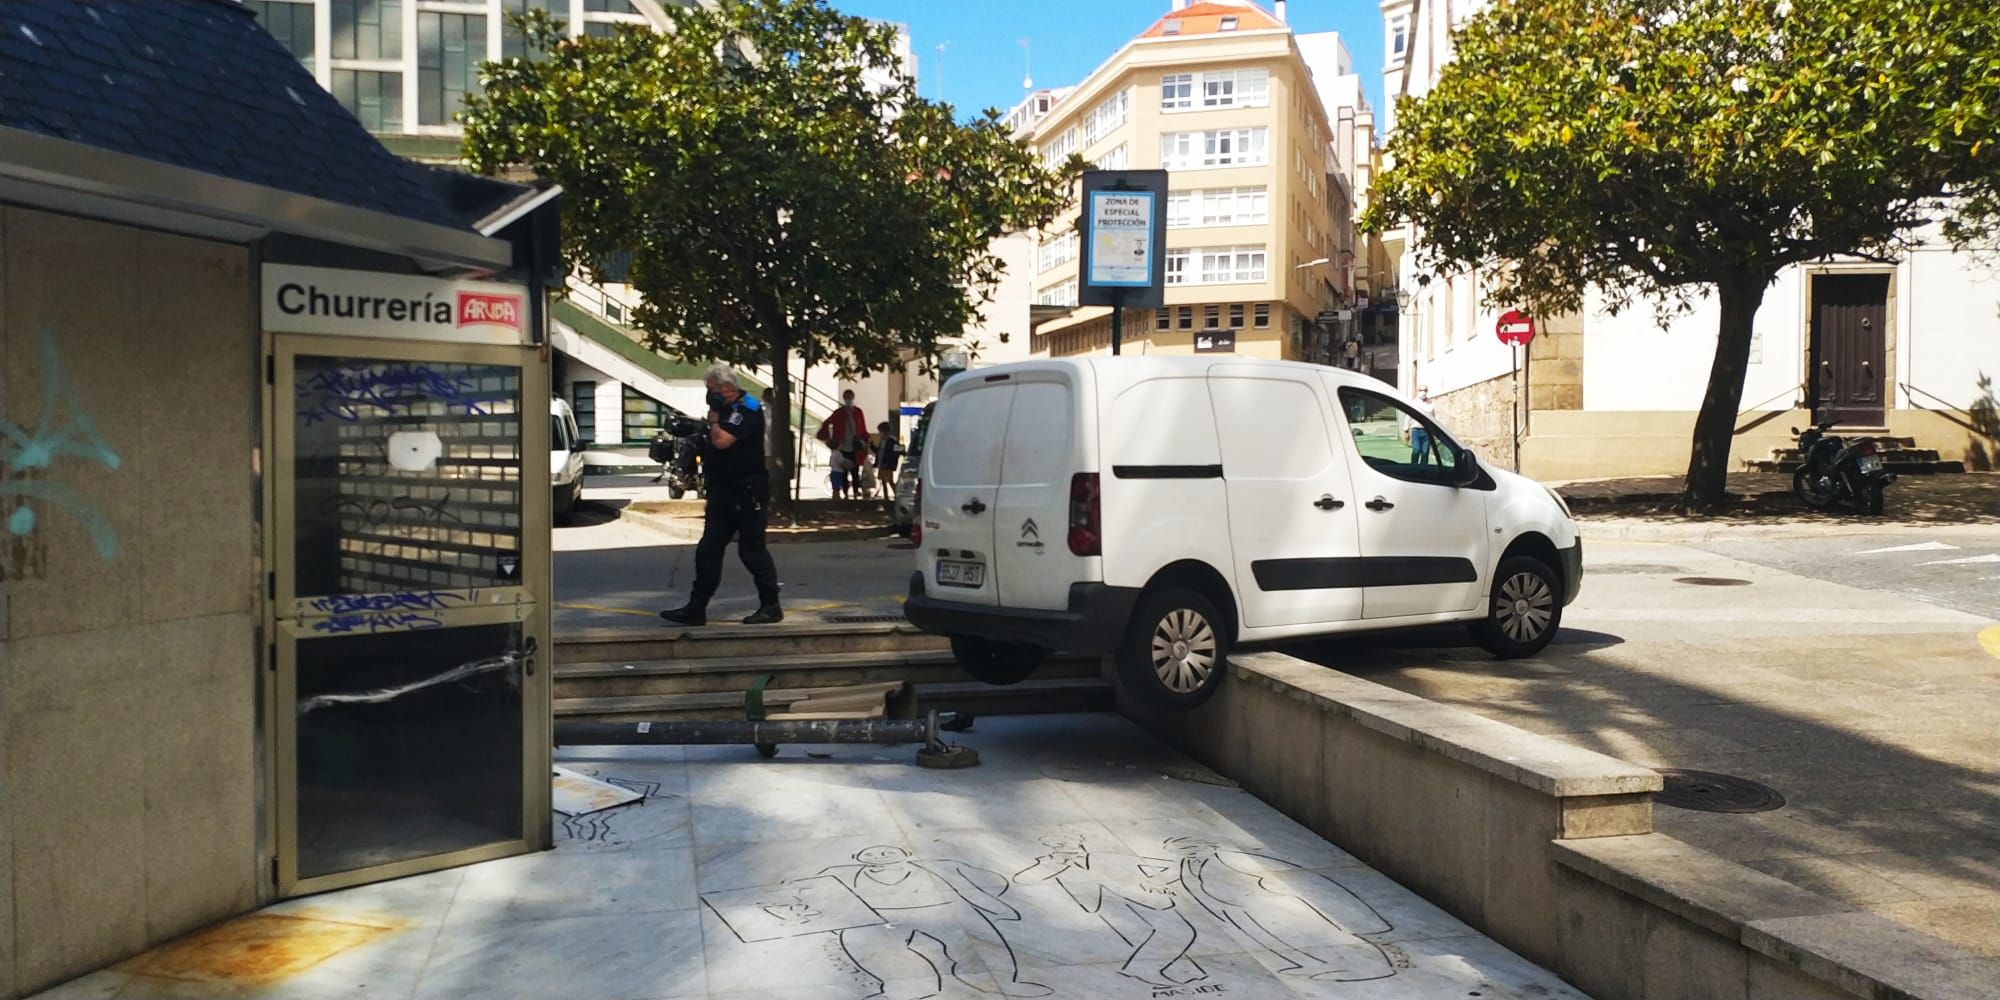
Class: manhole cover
823,614,906,624
1674,576,1753,587
1654,769,1786,813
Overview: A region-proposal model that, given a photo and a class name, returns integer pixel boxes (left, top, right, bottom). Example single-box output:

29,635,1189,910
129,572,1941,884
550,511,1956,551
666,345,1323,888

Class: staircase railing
560,274,843,421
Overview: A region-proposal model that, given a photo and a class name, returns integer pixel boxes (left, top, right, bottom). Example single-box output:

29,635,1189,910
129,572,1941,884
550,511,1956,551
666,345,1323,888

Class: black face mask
706,391,729,410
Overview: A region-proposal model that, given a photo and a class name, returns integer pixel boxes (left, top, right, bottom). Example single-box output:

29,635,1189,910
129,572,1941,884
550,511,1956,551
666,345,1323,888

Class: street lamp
1295,257,1332,269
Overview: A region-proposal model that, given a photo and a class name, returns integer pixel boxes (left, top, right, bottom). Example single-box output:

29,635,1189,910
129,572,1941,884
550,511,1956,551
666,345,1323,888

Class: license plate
1858,455,1884,473
936,559,985,588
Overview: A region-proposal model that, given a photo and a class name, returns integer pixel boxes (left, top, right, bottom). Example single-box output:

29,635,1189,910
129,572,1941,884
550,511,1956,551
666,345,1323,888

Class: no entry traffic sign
1496,309,1535,346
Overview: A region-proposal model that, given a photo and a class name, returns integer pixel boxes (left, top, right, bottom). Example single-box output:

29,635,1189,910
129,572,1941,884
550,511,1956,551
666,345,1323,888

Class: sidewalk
35,715,1586,1000
1555,472,1997,541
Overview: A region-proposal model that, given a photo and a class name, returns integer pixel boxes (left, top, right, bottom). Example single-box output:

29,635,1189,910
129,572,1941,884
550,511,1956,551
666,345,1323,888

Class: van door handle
1313,495,1345,510
961,499,987,515
1365,497,1395,511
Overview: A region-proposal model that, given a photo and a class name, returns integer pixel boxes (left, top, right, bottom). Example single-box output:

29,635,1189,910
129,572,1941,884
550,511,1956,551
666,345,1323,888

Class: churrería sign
261,264,530,344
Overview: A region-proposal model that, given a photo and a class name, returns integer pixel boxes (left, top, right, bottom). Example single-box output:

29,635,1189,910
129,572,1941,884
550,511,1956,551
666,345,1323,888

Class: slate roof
0,0,470,231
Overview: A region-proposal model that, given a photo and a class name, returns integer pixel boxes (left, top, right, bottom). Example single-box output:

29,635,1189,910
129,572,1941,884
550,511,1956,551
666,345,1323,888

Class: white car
550,397,585,517
903,357,1581,710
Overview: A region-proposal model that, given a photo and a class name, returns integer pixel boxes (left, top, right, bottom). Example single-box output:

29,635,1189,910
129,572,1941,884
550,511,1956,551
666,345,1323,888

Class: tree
1363,0,2000,507
462,1,1078,491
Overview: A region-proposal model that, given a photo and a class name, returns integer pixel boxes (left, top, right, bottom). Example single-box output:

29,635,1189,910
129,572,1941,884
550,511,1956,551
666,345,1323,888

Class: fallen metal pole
555,717,934,748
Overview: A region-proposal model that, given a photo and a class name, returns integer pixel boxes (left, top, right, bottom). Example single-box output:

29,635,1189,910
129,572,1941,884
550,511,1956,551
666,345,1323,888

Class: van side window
928,385,1012,487
1338,388,1460,486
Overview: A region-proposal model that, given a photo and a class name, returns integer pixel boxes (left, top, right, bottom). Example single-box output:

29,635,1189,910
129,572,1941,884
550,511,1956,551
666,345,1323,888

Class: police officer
660,364,782,625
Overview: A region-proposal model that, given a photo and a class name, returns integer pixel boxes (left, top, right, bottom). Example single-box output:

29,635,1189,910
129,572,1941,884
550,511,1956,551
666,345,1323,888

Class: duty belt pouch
731,481,763,515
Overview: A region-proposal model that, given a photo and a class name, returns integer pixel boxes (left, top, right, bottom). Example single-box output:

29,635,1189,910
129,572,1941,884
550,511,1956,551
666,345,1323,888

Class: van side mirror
1453,449,1480,487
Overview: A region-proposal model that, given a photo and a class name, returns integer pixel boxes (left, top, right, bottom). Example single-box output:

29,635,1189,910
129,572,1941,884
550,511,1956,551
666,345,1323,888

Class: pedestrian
815,388,869,483
829,447,851,499
1343,337,1361,371
1405,385,1435,465
872,421,901,498
660,364,782,626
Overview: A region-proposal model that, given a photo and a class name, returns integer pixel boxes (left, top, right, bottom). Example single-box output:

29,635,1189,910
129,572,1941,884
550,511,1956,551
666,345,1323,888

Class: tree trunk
1681,269,1772,510
766,320,794,517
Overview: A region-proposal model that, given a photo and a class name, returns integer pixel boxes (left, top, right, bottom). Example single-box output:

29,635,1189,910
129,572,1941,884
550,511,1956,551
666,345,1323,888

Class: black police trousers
690,477,779,606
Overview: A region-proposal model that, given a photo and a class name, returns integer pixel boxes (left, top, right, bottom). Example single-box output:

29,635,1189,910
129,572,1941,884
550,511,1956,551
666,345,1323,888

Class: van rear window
927,384,1012,487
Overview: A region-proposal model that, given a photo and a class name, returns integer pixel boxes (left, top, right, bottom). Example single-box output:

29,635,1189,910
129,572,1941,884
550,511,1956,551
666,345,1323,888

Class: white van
550,397,585,517
903,357,1582,710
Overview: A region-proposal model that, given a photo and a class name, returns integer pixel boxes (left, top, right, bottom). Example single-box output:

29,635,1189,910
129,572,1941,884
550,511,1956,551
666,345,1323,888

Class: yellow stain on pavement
124,913,397,985
1978,625,2000,660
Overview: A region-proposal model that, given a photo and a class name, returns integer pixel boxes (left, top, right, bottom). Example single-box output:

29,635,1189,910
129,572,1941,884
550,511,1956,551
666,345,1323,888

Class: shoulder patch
728,411,744,425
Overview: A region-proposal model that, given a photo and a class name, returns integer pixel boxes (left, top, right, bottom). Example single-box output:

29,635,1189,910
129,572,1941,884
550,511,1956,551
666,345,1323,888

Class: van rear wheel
950,637,1044,686
1469,556,1563,658
1117,587,1228,711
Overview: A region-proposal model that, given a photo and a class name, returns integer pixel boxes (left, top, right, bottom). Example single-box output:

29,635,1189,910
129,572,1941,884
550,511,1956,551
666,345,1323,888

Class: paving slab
33,715,1587,1000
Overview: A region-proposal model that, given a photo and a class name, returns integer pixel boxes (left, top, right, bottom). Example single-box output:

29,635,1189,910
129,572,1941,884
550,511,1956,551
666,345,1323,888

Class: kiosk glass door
272,337,549,894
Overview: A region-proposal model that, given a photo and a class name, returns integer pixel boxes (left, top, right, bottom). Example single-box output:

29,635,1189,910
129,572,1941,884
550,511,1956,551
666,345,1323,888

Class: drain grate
823,614,907,624
1674,576,1753,587
1654,769,1786,813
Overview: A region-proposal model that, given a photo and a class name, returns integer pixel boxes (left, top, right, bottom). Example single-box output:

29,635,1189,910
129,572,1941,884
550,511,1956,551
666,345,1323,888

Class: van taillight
1068,473,1101,557
912,480,923,546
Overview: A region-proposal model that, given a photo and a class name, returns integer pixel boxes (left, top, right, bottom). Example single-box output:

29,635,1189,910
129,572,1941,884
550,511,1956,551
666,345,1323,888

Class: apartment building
1025,0,1360,363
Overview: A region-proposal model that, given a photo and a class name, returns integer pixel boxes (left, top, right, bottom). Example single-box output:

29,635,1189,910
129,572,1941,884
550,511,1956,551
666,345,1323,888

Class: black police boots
659,601,707,626
741,603,783,625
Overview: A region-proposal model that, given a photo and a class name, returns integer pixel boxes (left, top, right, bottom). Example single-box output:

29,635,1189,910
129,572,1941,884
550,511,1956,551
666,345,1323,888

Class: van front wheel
1469,556,1563,658
950,637,1044,686
1117,587,1228,711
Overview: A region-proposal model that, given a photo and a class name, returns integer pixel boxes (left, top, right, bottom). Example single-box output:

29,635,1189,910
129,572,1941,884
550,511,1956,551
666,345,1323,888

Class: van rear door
918,378,1013,606
992,370,1090,610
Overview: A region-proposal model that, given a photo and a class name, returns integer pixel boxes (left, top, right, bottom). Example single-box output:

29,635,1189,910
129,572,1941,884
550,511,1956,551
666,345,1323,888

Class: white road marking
1916,554,2000,566
1857,541,1960,555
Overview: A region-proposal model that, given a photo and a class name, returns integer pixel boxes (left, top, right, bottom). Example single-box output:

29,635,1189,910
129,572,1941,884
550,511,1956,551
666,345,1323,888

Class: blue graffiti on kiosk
307,590,469,635
297,363,487,425
2,328,122,558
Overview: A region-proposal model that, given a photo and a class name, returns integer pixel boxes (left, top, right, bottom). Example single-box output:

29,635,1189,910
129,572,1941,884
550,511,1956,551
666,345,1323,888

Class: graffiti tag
2,328,122,572
297,363,487,425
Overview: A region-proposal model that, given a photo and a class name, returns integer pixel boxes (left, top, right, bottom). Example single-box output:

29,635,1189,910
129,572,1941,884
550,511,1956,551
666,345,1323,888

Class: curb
617,504,899,546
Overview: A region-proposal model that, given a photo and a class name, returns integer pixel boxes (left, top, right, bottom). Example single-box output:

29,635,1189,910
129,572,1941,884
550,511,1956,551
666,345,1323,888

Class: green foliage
1364,0,1999,504
461,1,1077,379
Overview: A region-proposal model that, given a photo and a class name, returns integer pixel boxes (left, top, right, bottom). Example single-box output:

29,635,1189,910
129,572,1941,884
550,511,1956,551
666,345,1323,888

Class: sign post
1078,170,1168,355
1495,309,1536,472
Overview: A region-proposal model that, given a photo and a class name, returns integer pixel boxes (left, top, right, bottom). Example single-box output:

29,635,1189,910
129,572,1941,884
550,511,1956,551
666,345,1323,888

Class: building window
418,13,487,127
1200,247,1265,284
1165,249,1190,286
586,0,637,10
1095,143,1129,170
246,0,315,69
1082,90,1130,145
1229,304,1245,328
623,385,670,443
1219,16,1239,30
1156,310,1171,332
1201,69,1268,109
1161,19,1183,35
1037,230,1078,273
1254,304,1271,328
1390,15,1409,58
1043,126,1079,165
1204,305,1220,329
331,0,402,60
572,381,598,443
502,0,564,59
332,69,404,132
1161,73,1194,111
1036,280,1078,307
583,21,625,38
1169,188,1268,228
1163,129,1269,170
1178,307,1194,330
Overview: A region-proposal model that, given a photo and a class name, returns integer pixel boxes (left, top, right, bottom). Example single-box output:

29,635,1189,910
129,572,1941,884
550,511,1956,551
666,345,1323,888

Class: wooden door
1810,275,1889,426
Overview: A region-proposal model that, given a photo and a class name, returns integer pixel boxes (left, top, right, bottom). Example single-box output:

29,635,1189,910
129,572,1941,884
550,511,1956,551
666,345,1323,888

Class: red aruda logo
457,292,523,330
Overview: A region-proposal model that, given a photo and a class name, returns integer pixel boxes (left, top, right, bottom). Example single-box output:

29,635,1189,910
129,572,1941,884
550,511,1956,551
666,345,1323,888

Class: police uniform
665,391,781,624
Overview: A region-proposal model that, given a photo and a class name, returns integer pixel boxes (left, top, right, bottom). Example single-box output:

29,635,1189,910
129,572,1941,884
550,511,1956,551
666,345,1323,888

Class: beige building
1025,0,1356,362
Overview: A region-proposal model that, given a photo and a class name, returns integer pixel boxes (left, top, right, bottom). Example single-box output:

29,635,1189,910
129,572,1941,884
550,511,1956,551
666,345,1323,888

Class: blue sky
826,0,1387,122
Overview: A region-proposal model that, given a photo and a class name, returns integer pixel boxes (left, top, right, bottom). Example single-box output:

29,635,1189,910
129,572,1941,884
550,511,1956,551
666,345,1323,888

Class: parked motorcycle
1791,418,1896,515
651,416,705,500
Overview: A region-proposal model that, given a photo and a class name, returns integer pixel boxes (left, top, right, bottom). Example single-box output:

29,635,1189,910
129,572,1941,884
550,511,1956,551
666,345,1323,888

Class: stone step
1743,459,1965,475
554,649,1102,699
555,620,946,664
553,677,1116,724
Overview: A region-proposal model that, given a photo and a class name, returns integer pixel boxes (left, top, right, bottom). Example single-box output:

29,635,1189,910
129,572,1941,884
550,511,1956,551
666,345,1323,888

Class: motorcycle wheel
1864,482,1885,516
1792,467,1838,509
